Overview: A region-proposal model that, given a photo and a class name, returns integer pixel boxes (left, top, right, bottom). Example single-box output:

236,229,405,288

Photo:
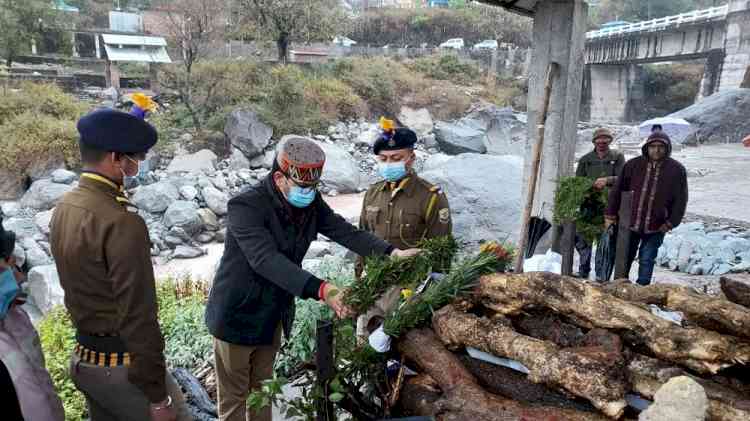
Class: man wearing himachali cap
204,136,421,421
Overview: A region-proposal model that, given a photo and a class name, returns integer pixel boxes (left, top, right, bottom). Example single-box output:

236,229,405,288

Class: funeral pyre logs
382,271,750,421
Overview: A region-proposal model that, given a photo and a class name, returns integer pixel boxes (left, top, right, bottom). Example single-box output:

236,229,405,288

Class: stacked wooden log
396,273,750,421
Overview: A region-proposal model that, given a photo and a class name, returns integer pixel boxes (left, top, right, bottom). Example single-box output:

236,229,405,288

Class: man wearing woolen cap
204,136,420,421
50,108,188,421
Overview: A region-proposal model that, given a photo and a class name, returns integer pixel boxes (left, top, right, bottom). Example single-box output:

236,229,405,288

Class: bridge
581,1,750,123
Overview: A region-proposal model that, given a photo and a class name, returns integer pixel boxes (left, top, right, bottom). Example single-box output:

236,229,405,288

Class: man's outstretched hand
322,283,355,319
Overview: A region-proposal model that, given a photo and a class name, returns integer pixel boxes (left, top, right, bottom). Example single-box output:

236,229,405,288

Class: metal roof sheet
101,34,167,47
103,45,172,63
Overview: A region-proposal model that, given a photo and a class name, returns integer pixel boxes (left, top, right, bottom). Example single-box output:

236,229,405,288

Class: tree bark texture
721,274,750,309
626,352,750,421
432,305,628,418
397,328,610,421
476,272,750,373
604,281,750,339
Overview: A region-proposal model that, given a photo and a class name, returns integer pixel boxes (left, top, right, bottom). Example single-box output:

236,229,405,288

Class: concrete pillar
522,0,588,230
718,0,750,90
586,64,644,123
149,63,160,93
72,32,79,58
105,60,120,89
697,49,725,101
95,34,102,59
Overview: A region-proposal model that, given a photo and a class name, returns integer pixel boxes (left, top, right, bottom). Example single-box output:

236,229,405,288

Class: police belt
75,332,131,367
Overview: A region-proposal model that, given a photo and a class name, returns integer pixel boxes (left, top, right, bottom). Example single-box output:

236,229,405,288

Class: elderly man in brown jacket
605,131,688,285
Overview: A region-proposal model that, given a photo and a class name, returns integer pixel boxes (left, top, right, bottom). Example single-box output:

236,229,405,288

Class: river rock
225,109,273,159
197,208,220,231
132,181,180,213
163,201,202,234
1,202,20,218
19,237,52,268
421,153,522,245
166,149,218,174
398,106,434,137
27,264,65,315
20,179,73,210
308,138,361,193
3,217,42,239
33,209,54,236
51,169,77,184
638,376,708,421
202,187,229,216
434,122,487,155
180,185,199,201
249,150,275,169
172,245,206,259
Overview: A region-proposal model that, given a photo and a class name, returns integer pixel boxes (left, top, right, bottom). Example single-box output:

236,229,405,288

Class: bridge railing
586,5,729,39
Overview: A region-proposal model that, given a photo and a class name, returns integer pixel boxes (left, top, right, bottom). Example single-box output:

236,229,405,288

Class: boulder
27,264,65,315
421,154,522,245
670,88,750,145
51,169,77,184
179,185,199,201
211,175,228,192
202,187,229,216
3,217,42,239
172,245,206,259
132,181,180,213
163,201,202,234
0,169,28,200
356,124,380,146
12,244,26,268
305,241,333,260
1,202,21,218
20,179,73,210
225,109,273,159
479,111,527,156
19,237,52,268
229,148,251,171
638,376,708,421
215,228,227,243
197,208,220,231
0,154,66,200
196,232,215,244
398,107,434,137
34,209,54,236
166,149,218,174
310,138,361,193
434,122,487,155
249,150,275,169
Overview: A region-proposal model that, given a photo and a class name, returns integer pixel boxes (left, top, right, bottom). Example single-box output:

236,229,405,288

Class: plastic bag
523,249,562,274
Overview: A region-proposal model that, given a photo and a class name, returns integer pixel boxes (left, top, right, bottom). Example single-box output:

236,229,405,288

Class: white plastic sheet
523,249,562,274
368,325,392,353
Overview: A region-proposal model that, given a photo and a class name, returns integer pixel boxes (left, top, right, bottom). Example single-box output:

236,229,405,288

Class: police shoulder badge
438,208,450,224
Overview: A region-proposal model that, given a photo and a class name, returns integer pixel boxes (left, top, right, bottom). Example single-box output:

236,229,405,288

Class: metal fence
586,5,729,39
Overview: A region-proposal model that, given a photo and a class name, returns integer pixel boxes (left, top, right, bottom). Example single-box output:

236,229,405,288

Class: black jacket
205,176,392,346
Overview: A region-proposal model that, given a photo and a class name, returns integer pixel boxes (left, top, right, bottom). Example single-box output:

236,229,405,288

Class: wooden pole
315,320,335,421
561,221,576,276
514,63,559,273
614,192,633,279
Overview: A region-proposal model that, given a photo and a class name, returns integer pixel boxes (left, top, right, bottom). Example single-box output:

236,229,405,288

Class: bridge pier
697,49,726,101
718,0,750,91
583,64,644,123
522,0,588,235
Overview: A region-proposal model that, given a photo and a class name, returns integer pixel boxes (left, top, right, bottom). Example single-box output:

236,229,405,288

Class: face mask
119,154,142,185
378,162,407,182
287,185,317,208
0,268,20,320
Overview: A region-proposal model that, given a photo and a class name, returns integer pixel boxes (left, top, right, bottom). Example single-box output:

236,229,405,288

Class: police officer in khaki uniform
50,109,189,421
356,121,452,339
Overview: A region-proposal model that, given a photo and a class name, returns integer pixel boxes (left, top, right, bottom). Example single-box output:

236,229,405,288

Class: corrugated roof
102,34,167,47
477,0,539,16
103,45,172,63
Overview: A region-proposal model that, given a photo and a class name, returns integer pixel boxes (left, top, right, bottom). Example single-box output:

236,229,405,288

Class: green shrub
0,112,81,173
37,307,87,421
304,77,367,122
409,54,481,86
0,83,86,125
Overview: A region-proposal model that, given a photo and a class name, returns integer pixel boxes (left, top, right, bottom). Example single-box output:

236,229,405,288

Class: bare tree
157,0,227,132
234,0,346,64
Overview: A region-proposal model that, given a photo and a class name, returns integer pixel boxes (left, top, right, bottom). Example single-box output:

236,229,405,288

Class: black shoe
575,272,590,279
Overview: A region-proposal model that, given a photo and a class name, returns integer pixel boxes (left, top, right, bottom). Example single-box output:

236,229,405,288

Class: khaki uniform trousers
69,353,191,421
356,286,401,341
213,325,281,421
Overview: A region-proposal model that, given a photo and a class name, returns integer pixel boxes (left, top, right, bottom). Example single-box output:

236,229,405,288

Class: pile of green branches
343,236,458,314
553,176,609,244
382,251,500,338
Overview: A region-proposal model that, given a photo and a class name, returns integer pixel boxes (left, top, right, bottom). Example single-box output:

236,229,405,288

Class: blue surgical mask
378,162,407,182
0,268,20,320
287,185,317,208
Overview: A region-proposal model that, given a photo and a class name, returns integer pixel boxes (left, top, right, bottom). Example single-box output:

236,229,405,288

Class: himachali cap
77,108,158,154
276,137,326,186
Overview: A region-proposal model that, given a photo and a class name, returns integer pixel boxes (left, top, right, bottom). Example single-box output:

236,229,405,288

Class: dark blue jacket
205,176,392,345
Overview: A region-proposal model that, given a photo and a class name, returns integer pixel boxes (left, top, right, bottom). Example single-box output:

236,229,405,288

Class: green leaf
328,392,345,403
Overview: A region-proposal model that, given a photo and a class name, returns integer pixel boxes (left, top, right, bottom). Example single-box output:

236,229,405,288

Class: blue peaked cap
77,108,158,154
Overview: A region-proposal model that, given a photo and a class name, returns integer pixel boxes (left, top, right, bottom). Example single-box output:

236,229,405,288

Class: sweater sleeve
668,165,689,229
606,160,629,219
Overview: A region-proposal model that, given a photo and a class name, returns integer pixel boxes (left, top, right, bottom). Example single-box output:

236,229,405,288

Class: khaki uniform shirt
359,175,452,250
50,173,166,403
